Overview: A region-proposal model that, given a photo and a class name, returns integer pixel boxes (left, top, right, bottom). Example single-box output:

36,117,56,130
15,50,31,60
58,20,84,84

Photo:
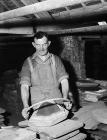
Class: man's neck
37,53,50,61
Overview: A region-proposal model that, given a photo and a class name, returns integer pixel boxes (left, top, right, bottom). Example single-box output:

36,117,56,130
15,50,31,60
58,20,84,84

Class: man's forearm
61,79,69,99
21,84,29,108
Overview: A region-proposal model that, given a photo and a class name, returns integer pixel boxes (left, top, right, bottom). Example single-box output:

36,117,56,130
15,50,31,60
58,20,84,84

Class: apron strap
27,57,34,73
51,54,57,84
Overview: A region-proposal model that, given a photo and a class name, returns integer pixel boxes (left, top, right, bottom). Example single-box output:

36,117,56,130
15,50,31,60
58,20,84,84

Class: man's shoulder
22,56,33,66
51,54,61,61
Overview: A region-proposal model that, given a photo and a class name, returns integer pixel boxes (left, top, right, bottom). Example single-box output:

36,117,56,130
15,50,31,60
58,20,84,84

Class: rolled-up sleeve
20,59,31,86
55,56,69,83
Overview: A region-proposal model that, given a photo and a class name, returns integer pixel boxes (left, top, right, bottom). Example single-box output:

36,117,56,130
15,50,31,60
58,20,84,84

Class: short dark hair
34,31,48,40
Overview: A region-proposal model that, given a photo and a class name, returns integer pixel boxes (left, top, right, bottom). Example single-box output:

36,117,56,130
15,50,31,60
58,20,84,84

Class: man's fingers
22,108,29,119
64,102,72,110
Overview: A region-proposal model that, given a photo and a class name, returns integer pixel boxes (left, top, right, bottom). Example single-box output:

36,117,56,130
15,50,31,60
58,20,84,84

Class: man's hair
34,31,48,40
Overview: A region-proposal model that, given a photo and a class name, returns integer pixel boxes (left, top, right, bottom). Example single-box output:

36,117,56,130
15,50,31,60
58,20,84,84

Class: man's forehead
34,36,48,43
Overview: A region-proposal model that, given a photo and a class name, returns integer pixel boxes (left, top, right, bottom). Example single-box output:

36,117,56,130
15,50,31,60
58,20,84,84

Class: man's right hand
21,107,29,119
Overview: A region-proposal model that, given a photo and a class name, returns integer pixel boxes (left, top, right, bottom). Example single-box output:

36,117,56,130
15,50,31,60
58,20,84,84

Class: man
20,31,71,119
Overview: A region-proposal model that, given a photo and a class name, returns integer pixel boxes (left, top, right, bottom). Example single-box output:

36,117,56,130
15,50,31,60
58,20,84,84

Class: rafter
0,1,10,10
20,0,53,20
10,0,21,8
0,26,34,34
0,0,87,21
44,25,107,35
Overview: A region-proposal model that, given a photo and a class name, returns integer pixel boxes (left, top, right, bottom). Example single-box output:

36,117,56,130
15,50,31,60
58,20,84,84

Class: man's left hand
64,101,72,110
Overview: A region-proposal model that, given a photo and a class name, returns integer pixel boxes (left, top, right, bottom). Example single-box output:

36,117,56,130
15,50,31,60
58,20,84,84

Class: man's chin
39,52,47,56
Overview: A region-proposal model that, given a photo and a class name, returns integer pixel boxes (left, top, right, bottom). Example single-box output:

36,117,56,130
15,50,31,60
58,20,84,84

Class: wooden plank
0,0,102,21
10,0,21,8
20,0,53,20
48,3,107,22
0,17,31,23
40,25,107,35
68,3,107,19
0,27,34,34
20,0,40,18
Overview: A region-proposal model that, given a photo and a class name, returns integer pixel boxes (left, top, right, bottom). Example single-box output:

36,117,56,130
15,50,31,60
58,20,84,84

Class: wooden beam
71,25,107,33
20,0,40,18
0,17,32,24
11,0,21,8
59,3,107,21
40,25,107,35
0,0,98,21
0,27,34,34
21,0,53,20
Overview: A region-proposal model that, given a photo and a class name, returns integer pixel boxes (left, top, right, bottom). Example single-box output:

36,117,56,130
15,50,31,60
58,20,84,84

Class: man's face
32,36,51,56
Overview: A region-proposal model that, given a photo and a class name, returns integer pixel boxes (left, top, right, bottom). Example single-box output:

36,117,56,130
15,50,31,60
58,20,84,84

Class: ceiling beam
21,0,53,20
10,0,21,8
1,24,107,35
42,25,107,35
0,27,34,34
20,0,40,18
0,0,101,21
0,17,32,24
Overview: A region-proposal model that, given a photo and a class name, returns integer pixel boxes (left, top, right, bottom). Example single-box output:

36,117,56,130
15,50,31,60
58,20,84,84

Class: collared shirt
20,52,69,86
32,52,50,63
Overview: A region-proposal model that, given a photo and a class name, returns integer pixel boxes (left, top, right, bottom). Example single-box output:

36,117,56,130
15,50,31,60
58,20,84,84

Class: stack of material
0,107,6,126
79,88,107,107
76,79,107,106
0,127,36,140
29,119,87,140
83,89,107,102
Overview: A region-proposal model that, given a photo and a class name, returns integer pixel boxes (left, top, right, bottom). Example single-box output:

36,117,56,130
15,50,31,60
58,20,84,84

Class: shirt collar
32,52,51,62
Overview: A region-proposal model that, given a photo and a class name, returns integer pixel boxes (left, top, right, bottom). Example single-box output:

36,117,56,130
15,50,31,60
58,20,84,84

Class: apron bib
28,57,62,105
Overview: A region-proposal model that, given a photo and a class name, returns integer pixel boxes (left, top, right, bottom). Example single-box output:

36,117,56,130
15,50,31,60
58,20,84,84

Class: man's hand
21,107,29,119
64,101,72,110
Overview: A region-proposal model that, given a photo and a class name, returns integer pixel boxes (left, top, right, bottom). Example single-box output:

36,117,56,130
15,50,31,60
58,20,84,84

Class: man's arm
21,84,29,108
61,79,69,99
61,79,73,110
21,84,30,119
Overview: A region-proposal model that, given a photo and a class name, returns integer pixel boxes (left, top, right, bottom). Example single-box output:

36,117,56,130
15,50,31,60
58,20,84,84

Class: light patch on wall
98,21,107,25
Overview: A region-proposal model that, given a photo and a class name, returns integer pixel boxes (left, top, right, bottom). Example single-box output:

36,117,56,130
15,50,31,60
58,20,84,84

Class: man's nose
40,45,44,50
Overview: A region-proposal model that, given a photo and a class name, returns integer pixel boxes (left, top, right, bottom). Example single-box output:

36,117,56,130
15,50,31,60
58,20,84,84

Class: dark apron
28,57,62,105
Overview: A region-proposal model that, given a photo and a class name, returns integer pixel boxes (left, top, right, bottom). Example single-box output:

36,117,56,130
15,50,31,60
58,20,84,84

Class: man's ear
48,41,51,46
32,42,35,47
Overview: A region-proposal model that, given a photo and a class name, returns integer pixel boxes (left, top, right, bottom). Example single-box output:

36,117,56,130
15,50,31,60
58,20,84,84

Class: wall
60,35,86,79
85,37,107,80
